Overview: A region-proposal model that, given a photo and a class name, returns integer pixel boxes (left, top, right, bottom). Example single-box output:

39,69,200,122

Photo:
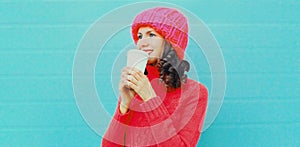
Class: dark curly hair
145,41,190,89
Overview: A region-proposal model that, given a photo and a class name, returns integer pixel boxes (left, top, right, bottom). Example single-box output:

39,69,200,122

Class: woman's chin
147,57,159,64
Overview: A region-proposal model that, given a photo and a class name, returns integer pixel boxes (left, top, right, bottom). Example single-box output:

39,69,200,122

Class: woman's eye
138,35,142,39
149,33,156,37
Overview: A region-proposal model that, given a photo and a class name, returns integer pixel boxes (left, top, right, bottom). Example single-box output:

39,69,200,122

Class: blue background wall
1,0,299,146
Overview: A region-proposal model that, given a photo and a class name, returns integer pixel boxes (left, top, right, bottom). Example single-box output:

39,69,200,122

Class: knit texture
131,7,188,60
102,65,208,146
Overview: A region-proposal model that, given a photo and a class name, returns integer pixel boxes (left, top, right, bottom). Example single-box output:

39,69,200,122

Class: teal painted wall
1,0,299,146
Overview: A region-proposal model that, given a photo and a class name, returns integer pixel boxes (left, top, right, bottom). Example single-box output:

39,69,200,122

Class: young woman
102,7,208,146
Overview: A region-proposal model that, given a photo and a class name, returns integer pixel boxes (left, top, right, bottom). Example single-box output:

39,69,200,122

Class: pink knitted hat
131,7,188,60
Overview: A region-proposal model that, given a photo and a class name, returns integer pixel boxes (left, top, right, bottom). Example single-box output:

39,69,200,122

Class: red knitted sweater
102,65,208,147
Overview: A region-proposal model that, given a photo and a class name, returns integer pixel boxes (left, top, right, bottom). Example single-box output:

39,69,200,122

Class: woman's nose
137,38,149,49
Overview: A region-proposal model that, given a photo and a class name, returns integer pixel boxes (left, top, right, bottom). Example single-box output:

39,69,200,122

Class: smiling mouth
142,49,153,55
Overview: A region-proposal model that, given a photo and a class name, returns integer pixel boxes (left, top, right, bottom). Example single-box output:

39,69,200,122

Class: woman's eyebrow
145,30,153,34
144,30,155,35
138,30,155,35
138,30,153,34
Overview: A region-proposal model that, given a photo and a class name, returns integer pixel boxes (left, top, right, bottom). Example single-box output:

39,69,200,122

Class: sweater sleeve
140,83,208,146
102,98,134,147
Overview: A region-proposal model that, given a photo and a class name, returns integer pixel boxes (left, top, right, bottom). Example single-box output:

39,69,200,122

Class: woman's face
136,27,165,64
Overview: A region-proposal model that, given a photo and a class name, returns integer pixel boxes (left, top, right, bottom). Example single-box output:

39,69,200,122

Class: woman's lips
143,49,153,55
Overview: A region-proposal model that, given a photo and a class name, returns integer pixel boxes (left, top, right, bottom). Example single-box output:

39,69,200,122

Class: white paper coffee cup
127,49,149,72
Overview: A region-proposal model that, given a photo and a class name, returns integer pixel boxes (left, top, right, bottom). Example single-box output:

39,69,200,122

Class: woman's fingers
127,75,138,85
120,66,156,101
119,79,128,89
122,66,145,81
128,68,144,80
120,76,138,90
127,81,138,92
120,66,149,92
121,67,130,78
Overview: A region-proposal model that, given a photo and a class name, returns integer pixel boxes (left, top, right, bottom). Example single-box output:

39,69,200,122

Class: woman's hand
126,67,157,102
119,67,136,114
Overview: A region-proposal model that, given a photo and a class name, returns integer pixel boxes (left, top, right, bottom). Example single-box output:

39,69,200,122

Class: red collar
145,64,160,80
